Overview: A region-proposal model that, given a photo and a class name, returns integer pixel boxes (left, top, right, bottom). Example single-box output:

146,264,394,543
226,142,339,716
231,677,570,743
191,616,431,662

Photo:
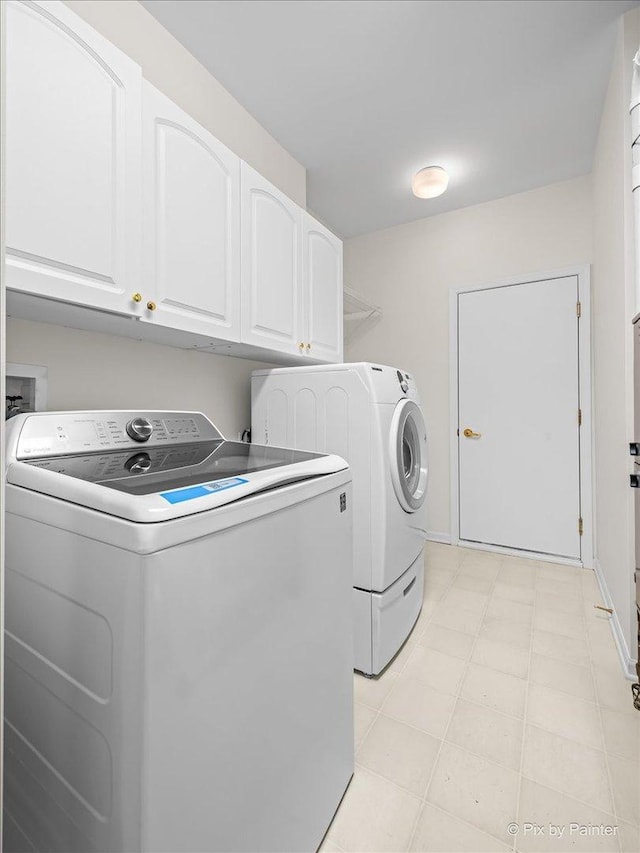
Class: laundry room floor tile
357,715,441,796
460,662,528,719
522,724,613,813
441,586,490,613
458,558,501,581
325,546,638,852
446,698,523,770
485,596,534,626
607,753,640,827
532,628,591,667
452,572,495,595
353,671,398,709
418,622,475,661
353,702,377,749
516,779,620,852
471,636,530,679
327,767,422,852
479,616,532,650
381,676,456,738
431,600,484,635
425,741,520,844
526,683,604,750
492,580,536,605
529,653,596,703
409,803,512,852
618,820,640,853
402,646,467,694
599,706,640,759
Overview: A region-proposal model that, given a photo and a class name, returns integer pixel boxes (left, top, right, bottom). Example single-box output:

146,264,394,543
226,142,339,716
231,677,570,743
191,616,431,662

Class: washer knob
126,417,153,442
124,452,152,473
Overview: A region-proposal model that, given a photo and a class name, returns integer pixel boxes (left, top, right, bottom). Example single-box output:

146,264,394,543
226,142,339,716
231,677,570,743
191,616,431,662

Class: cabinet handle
298,342,304,350
146,301,157,311
132,292,142,303
305,343,311,351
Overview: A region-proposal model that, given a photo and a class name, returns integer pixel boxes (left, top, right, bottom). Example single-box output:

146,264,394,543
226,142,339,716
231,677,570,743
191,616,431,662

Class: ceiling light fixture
411,165,449,199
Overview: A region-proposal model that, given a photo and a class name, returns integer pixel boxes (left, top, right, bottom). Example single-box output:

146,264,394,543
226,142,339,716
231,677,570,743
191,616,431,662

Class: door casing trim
448,264,593,568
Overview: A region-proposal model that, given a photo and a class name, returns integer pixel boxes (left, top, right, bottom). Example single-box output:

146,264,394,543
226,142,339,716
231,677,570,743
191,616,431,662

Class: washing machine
251,363,428,675
3,410,354,853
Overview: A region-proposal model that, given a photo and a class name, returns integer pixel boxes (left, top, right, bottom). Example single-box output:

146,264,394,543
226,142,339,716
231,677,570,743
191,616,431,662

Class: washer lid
389,399,428,512
19,440,322,493
5,410,350,522
7,443,349,522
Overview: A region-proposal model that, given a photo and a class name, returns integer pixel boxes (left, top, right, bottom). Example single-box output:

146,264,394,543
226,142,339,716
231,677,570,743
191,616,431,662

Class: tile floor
322,543,640,853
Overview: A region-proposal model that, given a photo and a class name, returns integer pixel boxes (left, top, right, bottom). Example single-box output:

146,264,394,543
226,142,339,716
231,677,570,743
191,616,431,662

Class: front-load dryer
251,363,429,674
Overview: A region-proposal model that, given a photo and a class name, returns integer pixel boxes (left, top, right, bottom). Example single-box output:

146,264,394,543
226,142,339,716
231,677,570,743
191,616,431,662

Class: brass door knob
463,428,482,438
132,292,142,303
147,301,157,311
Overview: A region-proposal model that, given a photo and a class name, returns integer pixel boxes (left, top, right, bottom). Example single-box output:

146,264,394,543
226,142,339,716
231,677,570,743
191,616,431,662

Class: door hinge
576,301,582,318
579,517,584,536
578,408,582,426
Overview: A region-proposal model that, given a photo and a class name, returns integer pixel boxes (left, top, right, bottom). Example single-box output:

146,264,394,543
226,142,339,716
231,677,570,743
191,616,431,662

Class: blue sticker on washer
160,477,248,504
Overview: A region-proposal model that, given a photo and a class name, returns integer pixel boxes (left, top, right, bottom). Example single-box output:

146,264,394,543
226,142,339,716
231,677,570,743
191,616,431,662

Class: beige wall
6,318,268,439
591,8,640,669
63,0,306,207
344,176,593,540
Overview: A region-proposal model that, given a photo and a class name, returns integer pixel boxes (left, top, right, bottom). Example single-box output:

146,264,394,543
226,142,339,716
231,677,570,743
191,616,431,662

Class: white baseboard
424,531,452,545
454,539,582,567
593,559,637,681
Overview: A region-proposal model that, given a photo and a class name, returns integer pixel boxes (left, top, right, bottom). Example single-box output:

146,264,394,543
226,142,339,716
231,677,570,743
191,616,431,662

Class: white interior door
457,276,581,559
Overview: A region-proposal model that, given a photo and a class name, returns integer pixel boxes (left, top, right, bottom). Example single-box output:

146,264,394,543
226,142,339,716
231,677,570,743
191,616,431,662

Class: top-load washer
3,410,354,853
252,363,428,674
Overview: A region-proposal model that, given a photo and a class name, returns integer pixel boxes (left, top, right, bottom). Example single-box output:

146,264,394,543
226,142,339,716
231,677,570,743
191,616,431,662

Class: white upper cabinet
5,2,343,363
303,213,343,362
5,0,142,315
240,162,304,356
142,82,241,339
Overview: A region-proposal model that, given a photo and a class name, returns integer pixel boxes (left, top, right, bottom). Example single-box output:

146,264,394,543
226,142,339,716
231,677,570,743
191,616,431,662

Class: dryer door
389,399,428,512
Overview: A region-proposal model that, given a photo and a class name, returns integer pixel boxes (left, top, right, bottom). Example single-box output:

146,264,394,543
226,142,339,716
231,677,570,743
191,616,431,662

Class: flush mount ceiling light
411,165,449,199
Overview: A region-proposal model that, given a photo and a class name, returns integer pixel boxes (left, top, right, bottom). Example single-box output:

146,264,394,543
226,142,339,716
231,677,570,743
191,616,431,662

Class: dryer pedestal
353,551,424,675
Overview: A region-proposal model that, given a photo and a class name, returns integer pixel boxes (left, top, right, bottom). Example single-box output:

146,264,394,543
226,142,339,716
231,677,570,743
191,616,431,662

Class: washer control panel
13,411,222,459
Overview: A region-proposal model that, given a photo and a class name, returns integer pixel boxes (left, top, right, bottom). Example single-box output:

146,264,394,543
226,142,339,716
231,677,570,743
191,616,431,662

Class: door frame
449,264,593,568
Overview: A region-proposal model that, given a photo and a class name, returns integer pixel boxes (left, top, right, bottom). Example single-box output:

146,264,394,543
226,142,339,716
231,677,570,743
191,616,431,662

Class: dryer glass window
402,414,421,494
390,400,428,512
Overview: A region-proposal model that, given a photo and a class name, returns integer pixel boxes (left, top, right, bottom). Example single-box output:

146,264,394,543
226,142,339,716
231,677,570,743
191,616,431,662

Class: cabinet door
143,83,241,340
241,162,303,355
303,213,343,363
5,0,142,315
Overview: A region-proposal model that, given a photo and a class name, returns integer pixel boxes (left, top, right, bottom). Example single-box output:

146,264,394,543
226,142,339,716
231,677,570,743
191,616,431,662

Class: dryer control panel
367,364,420,403
11,411,223,459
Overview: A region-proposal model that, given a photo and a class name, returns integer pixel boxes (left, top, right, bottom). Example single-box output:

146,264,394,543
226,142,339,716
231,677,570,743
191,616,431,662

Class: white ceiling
142,0,639,238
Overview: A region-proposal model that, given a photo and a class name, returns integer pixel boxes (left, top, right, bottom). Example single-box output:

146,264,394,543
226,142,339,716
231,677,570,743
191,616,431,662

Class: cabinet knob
305,343,311,351
132,292,142,303
298,342,304,350
146,301,157,311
